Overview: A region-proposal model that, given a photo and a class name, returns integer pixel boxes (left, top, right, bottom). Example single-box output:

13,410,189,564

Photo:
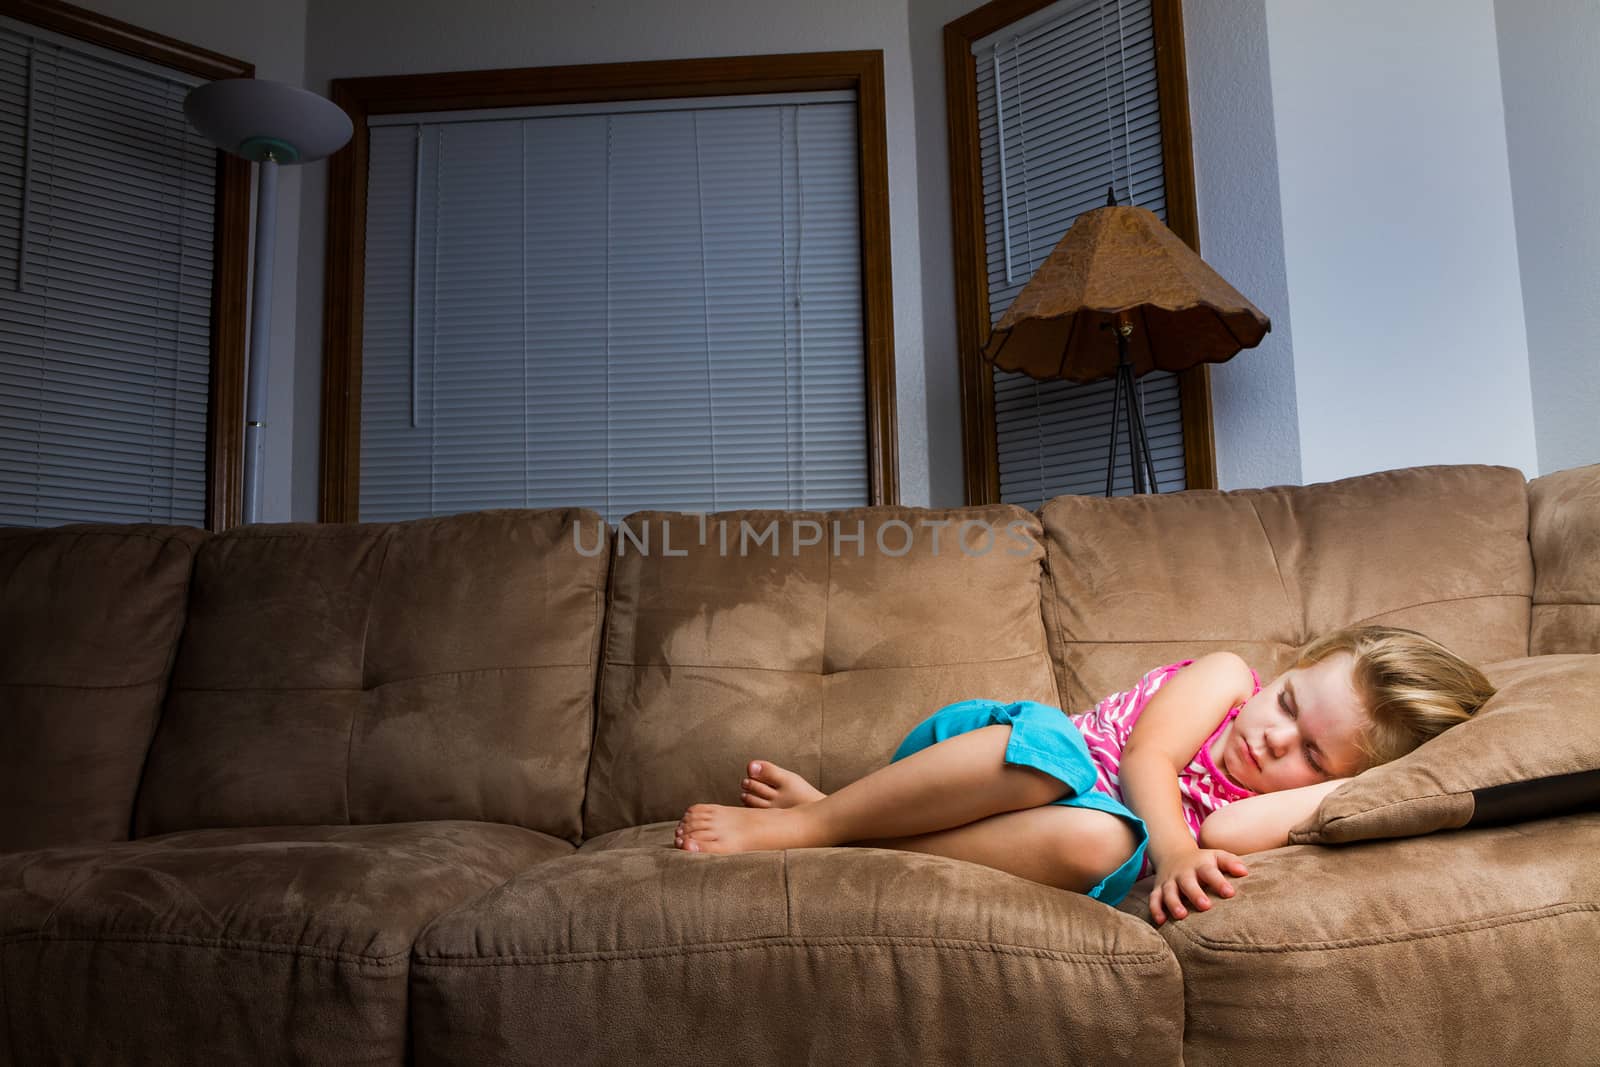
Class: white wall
293,0,930,517
1495,0,1600,475
71,0,309,521
1265,0,1539,483
907,0,980,507
1183,0,1301,490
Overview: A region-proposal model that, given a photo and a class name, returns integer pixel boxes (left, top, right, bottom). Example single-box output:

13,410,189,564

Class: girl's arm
1119,652,1257,923
1198,778,1349,855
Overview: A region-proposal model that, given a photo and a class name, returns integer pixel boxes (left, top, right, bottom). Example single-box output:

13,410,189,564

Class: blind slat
975,0,1187,507
0,23,212,528
360,98,867,524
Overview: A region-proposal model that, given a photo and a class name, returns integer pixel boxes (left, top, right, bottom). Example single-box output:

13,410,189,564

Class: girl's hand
1149,848,1250,926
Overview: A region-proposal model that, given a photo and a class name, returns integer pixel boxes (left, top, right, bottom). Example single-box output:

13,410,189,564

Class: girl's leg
855,805,1138,893
676,724,1069,854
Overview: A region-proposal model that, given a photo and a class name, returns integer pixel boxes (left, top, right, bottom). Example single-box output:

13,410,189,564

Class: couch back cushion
133,509,608,842
582,505,1059,836
1,525,206,852
1529,462,1600,656
1040,464,1533,712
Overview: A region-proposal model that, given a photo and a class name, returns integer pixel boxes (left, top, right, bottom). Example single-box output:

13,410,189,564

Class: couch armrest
1529,462,1600,655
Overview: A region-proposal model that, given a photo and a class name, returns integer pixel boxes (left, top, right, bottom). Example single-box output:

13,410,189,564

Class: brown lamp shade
981,205,1271,382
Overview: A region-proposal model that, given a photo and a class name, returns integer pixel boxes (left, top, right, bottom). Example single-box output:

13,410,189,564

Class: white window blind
360,95,867,525
0,18,214,527
975,0,1186,505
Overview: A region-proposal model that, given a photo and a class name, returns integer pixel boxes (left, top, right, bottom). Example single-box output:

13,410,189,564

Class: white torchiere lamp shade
184,79,353,523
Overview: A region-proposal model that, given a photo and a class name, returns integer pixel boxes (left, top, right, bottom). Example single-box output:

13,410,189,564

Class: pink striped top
1070,659,1261,878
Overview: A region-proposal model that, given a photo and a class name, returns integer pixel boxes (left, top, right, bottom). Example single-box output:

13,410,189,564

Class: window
0,7,249,528
322,54,898,523
362,95,864,523
946,0,1212,506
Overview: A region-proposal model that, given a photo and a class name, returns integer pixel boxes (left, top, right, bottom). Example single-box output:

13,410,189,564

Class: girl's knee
1051,811,1138,889
1089,818,1139,873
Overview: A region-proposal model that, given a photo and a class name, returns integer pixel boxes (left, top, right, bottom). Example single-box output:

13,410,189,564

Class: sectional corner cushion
0,821,570,1064
0,523,207,853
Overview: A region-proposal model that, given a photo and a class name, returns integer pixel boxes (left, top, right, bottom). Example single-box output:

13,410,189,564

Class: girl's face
1217,651,1369,793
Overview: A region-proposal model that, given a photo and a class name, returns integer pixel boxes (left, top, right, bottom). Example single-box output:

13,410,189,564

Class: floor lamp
184,79,352,523
982,199,1272,495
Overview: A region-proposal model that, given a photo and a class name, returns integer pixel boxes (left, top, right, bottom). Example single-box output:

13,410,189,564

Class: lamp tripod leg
1128,371,1160,494
1105,365,1124,497
1124,364,1146,493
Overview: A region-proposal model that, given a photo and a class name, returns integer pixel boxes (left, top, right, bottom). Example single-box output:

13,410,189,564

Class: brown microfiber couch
1,462,1597,1065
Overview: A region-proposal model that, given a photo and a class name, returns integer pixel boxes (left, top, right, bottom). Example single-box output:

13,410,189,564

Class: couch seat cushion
1292,654,1600,844
0,821,569,1065
411,845,1184,1065
1118,814,1600,1066
577,819,680,852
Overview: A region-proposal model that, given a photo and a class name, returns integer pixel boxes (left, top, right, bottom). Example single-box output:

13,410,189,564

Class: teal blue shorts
890,698,1150,907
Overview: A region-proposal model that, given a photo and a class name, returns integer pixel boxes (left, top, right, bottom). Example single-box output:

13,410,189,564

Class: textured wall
1495,0,1600,475
1266,0,1538,483
1184,0,1302,490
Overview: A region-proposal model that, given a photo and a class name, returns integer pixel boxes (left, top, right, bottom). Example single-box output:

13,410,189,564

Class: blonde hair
1295,625,1495,773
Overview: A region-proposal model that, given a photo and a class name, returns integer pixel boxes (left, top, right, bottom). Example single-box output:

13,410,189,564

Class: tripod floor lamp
982,199,1272,495
184,79,352,523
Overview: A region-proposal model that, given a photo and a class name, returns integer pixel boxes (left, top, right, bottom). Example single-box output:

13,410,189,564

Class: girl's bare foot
739,760,827,809
674,802,829,854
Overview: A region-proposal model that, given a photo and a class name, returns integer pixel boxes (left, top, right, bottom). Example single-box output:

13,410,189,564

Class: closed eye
1283,687,1325,773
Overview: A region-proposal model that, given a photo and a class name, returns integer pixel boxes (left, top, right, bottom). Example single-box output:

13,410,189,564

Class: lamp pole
243,154,278,522
184,79,352,524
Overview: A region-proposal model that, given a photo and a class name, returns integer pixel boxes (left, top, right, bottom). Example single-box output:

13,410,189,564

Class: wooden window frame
319,50,898,522
2,0,252,529
944,0,1215,505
